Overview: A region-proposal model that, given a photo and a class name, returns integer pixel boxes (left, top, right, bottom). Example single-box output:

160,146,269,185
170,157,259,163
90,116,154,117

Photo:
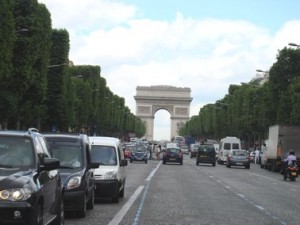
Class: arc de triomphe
134,85,193,141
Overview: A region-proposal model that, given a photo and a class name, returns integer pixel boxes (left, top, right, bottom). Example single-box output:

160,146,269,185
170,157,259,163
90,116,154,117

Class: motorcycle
283,160,298,181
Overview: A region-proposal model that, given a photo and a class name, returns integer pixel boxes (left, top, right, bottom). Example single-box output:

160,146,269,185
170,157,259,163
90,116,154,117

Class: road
65,155,300,225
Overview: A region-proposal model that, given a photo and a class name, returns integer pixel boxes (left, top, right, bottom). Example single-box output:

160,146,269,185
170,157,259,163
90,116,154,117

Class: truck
260,125,300,172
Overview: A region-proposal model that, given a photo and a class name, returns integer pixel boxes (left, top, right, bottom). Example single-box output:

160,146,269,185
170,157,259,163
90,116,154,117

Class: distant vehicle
226,150,250,169
190,143,199,158
196,144,216,166
122,143,134,159
89,136,127,203
218,137,241,164
130,144,148,164
162,147,183,165
0,128,64,225
44,133,99,218
260,125,300,172
180,144,189,154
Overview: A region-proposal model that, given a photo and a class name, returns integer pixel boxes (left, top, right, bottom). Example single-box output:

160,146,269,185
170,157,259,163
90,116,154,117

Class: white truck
260,125,300,171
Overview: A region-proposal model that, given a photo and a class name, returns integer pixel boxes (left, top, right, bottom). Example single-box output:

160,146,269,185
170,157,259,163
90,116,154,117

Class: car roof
89,136,120,146
0,128,40,137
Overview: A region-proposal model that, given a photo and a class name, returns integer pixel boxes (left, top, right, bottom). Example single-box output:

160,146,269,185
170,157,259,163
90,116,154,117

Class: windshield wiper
0,164,14,168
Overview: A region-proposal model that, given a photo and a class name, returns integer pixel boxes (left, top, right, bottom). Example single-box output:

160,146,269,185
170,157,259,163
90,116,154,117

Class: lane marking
108,161,162,225
108,186,144,225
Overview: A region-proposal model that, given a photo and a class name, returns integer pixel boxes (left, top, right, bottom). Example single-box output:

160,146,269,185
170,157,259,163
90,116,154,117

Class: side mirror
41,158,60,171
120,159,128,167
89,161,100,169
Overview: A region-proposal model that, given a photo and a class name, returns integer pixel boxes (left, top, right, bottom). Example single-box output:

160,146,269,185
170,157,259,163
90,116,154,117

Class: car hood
59,168,85,184
0,169,33,189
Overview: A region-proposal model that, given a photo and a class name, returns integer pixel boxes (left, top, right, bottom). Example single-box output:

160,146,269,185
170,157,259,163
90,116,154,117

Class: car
44,133,99,218
249,151,255,163
226,149,250,169
196,144,216,166
180,144,189,154
130,144,148,163
0,128,64,225
218,136,241,164
190,143,199,158
162,147,183,165
89,136,127,203
122,143,133,159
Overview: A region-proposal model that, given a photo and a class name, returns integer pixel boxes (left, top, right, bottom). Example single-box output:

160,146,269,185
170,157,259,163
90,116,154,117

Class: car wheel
119,183,125,198
163,160,166,164
87,189,95,210
196,161,199,166
78,193,87,218
112,184,120,203
33,204,43,225
52,198,64,225
212,163,216,167
245,165,250,169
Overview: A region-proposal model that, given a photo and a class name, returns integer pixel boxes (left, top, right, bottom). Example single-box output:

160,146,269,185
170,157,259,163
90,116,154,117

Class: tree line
180,47,300,148
0,0,146,139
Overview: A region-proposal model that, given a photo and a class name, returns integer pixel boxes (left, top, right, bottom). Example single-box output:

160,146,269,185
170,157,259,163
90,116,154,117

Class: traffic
0,130,299,225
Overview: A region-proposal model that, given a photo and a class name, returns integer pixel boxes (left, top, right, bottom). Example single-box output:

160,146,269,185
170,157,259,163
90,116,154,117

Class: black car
226,150,250,169
196,144,216,166
44,133,99,218
0,128,64,225
130,144,148,164
162,147,183,165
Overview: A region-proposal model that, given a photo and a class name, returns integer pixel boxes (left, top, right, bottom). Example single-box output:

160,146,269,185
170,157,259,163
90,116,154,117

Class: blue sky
40,0,300,141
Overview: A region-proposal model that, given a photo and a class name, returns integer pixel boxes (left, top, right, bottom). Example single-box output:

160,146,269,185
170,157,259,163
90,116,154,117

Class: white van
89,136,127,203
217,137,241,164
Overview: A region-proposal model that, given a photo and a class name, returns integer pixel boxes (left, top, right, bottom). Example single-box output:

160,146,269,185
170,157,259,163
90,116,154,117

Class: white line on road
108,186,144,225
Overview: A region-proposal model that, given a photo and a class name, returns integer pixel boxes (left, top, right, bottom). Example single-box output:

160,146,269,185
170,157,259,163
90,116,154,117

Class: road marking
108,161,162,225
108,186,144,225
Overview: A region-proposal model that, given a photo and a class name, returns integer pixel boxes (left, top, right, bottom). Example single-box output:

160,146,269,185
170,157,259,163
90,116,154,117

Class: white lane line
108,186,144,225
146,161,162,181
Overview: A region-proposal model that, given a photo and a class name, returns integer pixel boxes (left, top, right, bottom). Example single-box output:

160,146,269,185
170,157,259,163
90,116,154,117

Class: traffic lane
65,159,160,225
197,159,300,225
120,156,283,225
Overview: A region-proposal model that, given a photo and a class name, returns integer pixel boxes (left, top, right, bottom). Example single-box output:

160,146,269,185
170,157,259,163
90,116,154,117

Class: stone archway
134,85,193,141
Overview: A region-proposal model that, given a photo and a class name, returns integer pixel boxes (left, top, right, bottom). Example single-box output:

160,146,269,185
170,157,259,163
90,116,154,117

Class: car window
199,146,215,152
166,148,180,153
0,136,34,169
234,151,247,156
91,145,117,165
224,143,231,150
51,145,83,168
232,143,240,149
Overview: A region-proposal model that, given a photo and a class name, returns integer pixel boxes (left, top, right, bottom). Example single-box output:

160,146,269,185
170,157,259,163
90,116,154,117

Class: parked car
190,143,199,158
130,144,148,163
0,128,64,225
196,144,216,166
162,147,183,165
226,150,250,169
89,136,127,203
180,144,189,154
44,133,99,218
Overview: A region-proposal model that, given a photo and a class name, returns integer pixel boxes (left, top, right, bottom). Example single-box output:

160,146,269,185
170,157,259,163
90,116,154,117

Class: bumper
94,179,119,198
64,190,85,211
164,157,182,163
228,161,250,166
0,201,34,225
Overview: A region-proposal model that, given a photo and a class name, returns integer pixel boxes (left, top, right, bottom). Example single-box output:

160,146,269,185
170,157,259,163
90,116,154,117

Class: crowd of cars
0,130,255,224
0,128,129,224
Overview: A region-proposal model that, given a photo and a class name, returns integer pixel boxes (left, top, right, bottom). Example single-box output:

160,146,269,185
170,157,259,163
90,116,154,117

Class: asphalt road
65,155,300,225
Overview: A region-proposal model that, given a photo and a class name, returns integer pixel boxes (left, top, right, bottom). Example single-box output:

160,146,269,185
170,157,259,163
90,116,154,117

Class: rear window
199,146,215,152
232,143,240,149
166,148,180,153
232,151,247,156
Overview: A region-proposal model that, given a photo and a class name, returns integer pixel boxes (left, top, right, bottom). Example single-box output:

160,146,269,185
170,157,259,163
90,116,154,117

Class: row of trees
180,47,300,148
0,0,146,139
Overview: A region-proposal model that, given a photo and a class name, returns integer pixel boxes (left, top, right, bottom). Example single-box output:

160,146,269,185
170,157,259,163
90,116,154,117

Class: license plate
291,172,297,176
236,163,243,165
169,158,176,160
200,156,207,158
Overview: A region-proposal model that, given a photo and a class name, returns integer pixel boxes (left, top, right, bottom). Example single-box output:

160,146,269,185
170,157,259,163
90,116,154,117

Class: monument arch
134,85,192,141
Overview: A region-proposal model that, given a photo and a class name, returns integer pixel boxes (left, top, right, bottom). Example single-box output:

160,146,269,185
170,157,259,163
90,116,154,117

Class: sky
39,0,300,141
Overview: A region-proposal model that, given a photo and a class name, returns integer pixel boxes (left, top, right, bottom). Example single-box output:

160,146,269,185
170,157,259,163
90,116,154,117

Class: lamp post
288,43,300,48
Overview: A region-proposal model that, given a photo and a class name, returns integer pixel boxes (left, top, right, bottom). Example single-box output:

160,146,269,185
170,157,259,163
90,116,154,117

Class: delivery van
217,136,241,164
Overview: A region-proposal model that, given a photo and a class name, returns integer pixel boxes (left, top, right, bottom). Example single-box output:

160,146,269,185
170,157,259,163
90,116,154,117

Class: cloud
39,0,300,140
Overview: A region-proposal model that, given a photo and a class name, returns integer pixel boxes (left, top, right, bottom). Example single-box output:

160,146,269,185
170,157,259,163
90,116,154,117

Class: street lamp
288,43,300,48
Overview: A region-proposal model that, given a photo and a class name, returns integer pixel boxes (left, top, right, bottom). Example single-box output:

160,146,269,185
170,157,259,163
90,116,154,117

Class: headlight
104,171,117,179
66,176,82,189
0,188,32,201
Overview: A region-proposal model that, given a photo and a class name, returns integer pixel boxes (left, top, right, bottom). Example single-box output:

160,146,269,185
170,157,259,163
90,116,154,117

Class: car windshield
166,148,180,153
51,145,83,168
91,145,117,165
232,151,247,156
133,145,147,153
0,136,34,171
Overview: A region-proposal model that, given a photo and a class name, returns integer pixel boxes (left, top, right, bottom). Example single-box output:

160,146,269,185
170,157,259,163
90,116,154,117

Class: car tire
119,183,125,198
212,163,216,167
163,160,166,164
180,160,183,165
78,194,87,218
52,198,64,225
87,189,95,210
196,161,199,166
112,184,120,203
245,165,250,169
